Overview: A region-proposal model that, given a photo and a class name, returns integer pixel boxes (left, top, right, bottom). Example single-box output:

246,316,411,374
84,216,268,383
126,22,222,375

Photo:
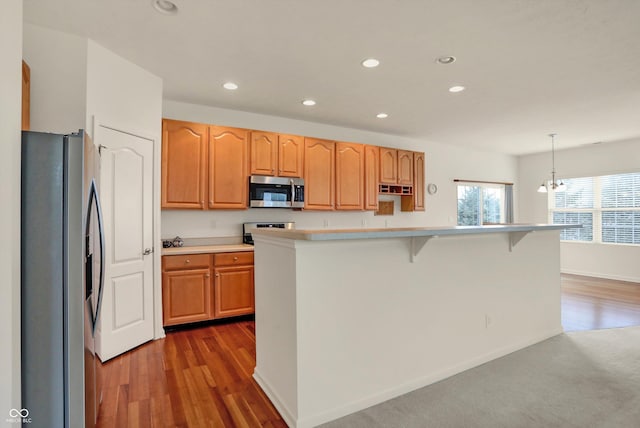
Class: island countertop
250,223,581,242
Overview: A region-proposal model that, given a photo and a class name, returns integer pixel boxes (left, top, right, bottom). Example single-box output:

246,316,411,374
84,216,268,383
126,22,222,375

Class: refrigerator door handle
85,178,106,334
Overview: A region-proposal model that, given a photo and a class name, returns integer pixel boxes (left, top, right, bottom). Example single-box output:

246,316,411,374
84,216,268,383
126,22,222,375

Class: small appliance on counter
243,222,295,245
162,236,184,248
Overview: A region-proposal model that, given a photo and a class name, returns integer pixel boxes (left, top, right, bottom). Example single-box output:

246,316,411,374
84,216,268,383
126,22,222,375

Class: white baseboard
561,269,640,283
253,369,296,428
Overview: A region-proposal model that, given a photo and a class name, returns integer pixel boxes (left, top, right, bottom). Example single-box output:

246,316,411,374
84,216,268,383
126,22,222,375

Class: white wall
519,138,640,282
85,40,165,339
85,40,162,140
162,100,518,238
22,23,87,134
0,0,23,420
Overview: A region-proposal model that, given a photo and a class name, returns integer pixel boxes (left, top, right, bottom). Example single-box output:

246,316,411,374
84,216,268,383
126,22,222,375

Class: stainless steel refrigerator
21,130,104,428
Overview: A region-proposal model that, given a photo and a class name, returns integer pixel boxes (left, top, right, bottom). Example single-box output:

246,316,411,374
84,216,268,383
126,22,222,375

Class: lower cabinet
162,251,254,327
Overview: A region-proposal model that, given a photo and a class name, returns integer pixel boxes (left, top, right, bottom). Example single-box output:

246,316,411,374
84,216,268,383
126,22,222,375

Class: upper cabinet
379,147,398,184
413,152,425,211
161,117,424,212
278,134,304,178
209,126,249,209
397,150,414,185
161,119,208,209
22,60,30,131
364,145,379,210
401,151,425,212
250,132,304,178
380,147,413,186
304,138,335,210
335,142,364,210
250,131,278,176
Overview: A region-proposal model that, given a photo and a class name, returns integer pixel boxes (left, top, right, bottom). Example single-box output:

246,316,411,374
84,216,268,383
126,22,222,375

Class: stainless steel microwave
249,175,305,208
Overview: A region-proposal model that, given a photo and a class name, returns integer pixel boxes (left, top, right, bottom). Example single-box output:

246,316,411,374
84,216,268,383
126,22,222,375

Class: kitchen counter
249,223,580,241
161,244,254,256
251,224,577,427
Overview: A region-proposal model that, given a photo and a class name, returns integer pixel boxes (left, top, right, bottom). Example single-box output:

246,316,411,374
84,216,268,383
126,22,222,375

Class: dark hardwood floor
96,317,286,428
96,274,640,427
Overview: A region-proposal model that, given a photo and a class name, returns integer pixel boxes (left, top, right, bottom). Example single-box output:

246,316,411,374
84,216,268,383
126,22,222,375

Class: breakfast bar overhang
251,224,579,428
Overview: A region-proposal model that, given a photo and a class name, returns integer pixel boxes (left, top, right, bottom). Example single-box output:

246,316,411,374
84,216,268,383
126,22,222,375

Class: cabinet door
161,119,208,209
209,126,249,209
413,152,425,211
336,142,364,210
364,145,380,210
250,131,278,176
213,265,254,318
379,148,398,184
162,268,212,326
278,134,304,177
304,138,335,210
397,150,414,185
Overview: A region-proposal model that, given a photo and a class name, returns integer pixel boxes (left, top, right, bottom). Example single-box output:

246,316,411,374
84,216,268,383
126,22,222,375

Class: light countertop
251,223,581,241
162,244,254,256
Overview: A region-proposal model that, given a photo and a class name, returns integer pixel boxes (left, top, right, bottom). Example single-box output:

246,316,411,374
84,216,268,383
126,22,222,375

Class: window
457,183,506,226
549,172,640,245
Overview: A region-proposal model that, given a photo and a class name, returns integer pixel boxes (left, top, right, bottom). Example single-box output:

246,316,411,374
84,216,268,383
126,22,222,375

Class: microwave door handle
290,179,295,205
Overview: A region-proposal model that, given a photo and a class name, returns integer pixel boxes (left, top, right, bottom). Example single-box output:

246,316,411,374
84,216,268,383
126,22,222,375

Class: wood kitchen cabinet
250,131,278,176
364,145,379,210
213,252,255,318
161,119,208,209
397,150,414,185
412,152,425,211
162,251,255,326
209,125,249,209
304,137,335,210
401,151,425,212
379,147,398,184
250,132,304,178
162,254,212,326
379,148,414,186
278,134,304,177
335,142,364,210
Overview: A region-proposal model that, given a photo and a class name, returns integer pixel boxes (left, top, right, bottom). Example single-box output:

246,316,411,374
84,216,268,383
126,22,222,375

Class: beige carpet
320,326,640,428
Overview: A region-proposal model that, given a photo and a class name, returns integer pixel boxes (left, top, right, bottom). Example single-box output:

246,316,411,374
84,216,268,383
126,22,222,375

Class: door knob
143,248,153,255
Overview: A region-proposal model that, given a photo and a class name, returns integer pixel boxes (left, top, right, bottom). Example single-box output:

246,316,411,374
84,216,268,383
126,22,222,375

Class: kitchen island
251,224,579,428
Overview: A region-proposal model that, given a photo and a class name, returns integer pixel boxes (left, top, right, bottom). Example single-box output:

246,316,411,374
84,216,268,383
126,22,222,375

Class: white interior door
95,124,154,361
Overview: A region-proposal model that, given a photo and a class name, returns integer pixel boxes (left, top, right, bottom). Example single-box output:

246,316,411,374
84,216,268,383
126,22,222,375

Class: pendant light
537,133,566,193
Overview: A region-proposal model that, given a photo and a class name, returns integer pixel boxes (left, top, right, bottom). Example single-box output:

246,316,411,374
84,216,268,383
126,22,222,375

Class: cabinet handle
233,256,238,262
205,273,210,278
185,259,190,264
215,273,220,278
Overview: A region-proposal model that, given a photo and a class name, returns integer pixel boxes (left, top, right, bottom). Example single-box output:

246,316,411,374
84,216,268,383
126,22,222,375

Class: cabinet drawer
214,252,254,266
163,254,211,271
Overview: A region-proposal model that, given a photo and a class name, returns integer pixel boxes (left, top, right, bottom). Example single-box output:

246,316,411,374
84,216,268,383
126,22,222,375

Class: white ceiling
23,0,640,155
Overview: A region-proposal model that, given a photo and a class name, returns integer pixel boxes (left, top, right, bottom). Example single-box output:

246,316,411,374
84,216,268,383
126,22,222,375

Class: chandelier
537,133,566,193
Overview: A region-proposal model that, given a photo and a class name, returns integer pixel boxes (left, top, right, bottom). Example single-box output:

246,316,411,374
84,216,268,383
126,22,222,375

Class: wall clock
427,183,438,195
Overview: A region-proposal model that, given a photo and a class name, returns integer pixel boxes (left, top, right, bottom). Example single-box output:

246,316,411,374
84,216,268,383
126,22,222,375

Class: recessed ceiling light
223,82,238,90
302,99,316,106
448,85,465,93
361,58,380,68
436,56,456,65
151,0,178,15
376,113,389,119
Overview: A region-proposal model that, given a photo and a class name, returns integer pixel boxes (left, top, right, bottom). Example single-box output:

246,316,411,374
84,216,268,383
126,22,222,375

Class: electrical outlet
384,219,389,228
485,314,492,328
361,218,367,227
323,219,329,228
